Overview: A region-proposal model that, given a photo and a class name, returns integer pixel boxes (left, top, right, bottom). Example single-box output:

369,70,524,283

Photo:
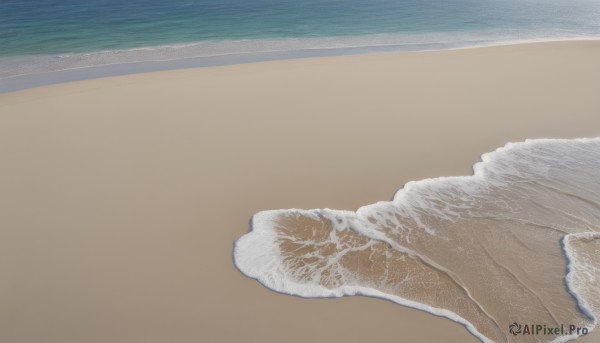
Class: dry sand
1,40,600,343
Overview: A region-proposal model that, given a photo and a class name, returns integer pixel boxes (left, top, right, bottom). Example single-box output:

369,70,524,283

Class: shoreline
2,37,599,94
2,40,600,343
235,138,600,343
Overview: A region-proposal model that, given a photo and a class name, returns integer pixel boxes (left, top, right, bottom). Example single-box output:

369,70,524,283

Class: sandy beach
1,40,600,343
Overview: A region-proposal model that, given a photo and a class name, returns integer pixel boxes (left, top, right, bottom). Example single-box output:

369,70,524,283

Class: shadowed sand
1,41,600,343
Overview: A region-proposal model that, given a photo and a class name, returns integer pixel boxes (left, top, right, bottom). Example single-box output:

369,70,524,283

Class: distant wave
2,30,600,80
235,138,600,342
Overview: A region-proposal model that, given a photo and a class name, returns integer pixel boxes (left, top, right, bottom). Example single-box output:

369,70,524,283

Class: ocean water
235,139,600,343
1,0,600,88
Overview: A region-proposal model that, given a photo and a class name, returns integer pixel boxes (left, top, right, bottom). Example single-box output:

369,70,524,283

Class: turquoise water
2,0,600,57
1,0,599,90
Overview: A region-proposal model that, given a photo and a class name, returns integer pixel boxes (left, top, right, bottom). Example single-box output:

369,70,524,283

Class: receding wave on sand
234,138,600,343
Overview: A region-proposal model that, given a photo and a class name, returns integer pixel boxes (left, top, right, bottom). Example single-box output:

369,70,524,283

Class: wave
2,30,600,80
234,138,600,342
559,232,600,342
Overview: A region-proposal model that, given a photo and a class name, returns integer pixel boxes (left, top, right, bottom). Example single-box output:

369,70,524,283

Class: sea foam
234,138,600,343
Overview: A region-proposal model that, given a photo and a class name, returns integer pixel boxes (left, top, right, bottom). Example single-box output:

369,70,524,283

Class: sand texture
1,41,600,343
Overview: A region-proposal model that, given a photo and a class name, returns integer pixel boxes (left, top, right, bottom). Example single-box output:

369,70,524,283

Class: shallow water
234,138,600,342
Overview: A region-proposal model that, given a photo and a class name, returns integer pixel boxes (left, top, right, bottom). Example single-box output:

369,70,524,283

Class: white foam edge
234,137,600,343
386,138,600,208
353,138,600,236
234,210,493,343
553,232,600,342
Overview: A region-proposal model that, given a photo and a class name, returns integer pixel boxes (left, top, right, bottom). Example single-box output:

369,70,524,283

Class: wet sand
1,41,600,343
